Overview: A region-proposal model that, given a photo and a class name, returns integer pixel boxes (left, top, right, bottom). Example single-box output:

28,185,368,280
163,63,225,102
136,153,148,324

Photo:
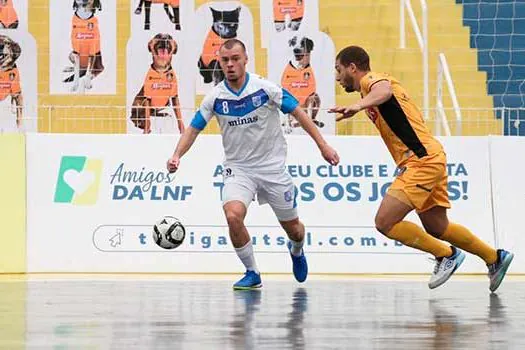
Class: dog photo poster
259,0,319,49
126,31,195,134
130,0,194,35
268,30,335,135
0,31,37,133
49,0,117,95
193,1,255,95
0,0,28,30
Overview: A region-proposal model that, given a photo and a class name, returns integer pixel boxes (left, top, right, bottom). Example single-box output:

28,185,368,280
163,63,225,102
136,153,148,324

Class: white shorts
222,166,298,222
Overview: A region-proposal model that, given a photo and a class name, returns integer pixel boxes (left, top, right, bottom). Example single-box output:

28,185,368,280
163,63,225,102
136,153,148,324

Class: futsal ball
153,216,186,249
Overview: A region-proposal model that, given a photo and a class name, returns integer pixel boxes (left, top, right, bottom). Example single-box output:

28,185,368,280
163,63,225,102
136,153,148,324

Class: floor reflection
0,277,521,349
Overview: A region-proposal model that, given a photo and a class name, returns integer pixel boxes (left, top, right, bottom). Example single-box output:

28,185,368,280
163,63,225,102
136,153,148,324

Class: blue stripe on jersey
281,88,299,114
213,88,270,117
190,110,207,130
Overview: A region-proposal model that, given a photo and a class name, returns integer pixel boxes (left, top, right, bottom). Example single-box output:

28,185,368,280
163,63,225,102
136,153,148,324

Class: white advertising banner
490,136,525,273
26,134,494,273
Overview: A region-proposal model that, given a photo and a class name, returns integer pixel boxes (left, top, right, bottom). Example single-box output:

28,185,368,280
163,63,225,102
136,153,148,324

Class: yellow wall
320,0,499,135
0,134,26,273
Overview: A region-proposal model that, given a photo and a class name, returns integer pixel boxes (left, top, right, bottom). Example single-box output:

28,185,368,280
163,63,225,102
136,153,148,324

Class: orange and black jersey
273,0,304,22
281,63,316,106
200,29,224,66
143,65,179,108
0,0,18,28
0,67,21,102
71,14,101,67
360,72,443,166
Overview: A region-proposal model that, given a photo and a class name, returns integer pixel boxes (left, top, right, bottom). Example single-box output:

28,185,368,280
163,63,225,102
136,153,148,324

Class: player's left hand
320,143,340,166
167,155,180,173
328,104,362,121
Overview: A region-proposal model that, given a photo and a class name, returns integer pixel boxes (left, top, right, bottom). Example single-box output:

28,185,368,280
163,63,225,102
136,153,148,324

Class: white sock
235,241,259,274
289,238,304,257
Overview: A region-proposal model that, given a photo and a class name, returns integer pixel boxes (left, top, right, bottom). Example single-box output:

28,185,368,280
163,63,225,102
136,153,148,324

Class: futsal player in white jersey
167,39,340,290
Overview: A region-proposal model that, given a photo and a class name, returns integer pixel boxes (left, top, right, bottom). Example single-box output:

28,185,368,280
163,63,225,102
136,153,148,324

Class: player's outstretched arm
329,80,392,121
167,126,201,173
290,107,340,166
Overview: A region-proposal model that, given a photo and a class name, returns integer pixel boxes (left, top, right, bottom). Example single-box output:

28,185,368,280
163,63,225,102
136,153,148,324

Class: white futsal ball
153,216,186,249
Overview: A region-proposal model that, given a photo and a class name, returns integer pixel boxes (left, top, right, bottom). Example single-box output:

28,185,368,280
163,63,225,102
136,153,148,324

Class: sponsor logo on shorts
224,168,234,179
284,190,293,202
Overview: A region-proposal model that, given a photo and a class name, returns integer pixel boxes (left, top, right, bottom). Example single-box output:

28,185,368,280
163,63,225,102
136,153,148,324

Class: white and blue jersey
190,73,299,172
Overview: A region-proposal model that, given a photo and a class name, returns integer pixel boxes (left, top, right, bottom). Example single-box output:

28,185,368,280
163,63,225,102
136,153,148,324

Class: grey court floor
0,275,524,349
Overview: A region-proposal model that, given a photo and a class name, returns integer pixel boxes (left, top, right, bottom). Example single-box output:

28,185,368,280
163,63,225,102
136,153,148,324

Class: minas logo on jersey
54,156,193,204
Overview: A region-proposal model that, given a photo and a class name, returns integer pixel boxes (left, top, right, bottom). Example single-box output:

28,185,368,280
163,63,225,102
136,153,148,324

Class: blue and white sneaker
288,241,308,283
488,249,514,292
428,246,465,289
233,270,262,290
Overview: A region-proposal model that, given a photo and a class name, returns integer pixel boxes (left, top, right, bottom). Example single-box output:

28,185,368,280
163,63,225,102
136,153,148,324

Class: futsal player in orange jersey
329,46,513,291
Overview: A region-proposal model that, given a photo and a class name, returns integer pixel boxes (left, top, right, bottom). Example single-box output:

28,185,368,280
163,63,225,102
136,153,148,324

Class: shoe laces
488,262,498,274
430,257,444,274
487,252,501,275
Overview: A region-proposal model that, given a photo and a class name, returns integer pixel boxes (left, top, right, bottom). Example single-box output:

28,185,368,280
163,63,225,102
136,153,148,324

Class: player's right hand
328,104,362,121
320,143,340,166
167,156,180,173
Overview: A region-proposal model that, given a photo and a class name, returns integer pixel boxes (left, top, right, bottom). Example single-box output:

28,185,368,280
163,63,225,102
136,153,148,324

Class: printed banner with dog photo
0,0,28,30
259,0,319,49
268,30,335,135
126,31,195,134
193,1,255,95
130,0,194,35
0,31,37,133
49,0,116,95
